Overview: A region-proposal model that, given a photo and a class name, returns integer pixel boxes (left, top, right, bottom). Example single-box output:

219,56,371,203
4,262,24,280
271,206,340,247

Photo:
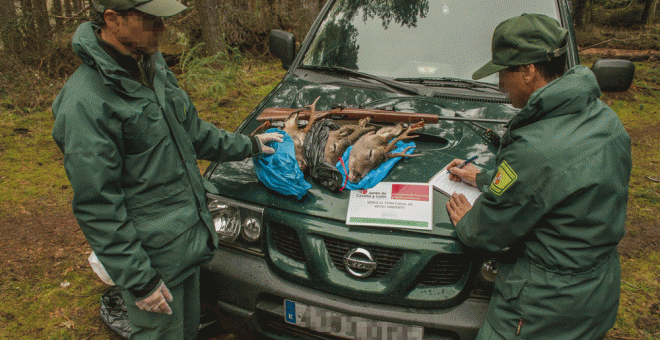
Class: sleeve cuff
130,273,162,300
250,135,262,155
476,169,495,188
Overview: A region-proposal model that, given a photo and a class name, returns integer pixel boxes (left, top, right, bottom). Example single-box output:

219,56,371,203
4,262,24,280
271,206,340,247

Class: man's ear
525,64,549,89
103,10,120,28
522,64,536,84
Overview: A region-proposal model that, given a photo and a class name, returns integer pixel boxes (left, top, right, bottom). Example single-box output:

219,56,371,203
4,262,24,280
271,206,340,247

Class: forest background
0,0,659,339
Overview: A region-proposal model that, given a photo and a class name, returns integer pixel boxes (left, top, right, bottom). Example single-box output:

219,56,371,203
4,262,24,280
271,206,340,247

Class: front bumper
201,247,488,340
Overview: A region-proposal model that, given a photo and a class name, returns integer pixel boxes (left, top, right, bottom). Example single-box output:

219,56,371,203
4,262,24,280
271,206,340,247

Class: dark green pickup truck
199,0,633,339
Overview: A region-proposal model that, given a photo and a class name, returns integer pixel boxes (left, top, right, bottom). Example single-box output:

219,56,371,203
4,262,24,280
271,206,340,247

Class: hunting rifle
453,112,505,147
257,106,509,125
468,120,503,147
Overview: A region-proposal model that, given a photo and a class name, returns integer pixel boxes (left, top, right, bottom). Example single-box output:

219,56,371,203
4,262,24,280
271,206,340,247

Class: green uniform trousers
121,269,201,340
118,219,213,340
476,320,607,340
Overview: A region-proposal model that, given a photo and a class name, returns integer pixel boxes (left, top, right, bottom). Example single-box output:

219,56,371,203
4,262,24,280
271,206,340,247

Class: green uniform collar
509,66,601,130
95,29,152,88
72,22,157,96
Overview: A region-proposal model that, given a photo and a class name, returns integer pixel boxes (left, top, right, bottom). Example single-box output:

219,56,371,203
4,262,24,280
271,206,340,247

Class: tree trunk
0,0,21,54
72,0,81,13
18,0,38,50
32,0,52,44
51,0,63,29
195,0,226,55
642,0,659,24
571,0,593,27
64,0,72,17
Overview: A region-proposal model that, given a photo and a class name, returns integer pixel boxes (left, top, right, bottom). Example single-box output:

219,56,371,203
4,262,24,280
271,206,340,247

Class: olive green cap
92,0,187,17
472,13,568,80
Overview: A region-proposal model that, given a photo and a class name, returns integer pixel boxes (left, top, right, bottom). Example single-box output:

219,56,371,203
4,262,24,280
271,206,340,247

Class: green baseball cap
472,13,568,80
92,0,187,17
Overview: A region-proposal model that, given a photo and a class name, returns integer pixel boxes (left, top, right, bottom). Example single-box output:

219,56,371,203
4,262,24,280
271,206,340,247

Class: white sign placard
346,182,433,230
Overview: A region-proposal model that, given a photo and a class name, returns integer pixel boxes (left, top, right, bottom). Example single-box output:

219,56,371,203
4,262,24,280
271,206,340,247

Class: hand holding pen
446,156,480,188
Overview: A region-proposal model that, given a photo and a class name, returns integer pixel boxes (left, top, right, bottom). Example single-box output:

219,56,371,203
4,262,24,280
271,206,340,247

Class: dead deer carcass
347,121,423,183
281,97,327,172
324,117,376,165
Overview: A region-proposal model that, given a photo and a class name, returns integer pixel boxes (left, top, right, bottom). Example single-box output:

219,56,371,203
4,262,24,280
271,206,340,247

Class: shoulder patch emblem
490,160,517,195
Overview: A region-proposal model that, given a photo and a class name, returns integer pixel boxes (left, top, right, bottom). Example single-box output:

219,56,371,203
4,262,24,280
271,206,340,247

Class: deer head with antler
281,96,329,172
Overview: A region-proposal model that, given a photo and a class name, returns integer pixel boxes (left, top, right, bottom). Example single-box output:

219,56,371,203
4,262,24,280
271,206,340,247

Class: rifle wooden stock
257,107,439,124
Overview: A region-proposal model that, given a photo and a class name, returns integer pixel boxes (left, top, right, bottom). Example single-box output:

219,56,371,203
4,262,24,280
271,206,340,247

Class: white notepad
429,163,482,205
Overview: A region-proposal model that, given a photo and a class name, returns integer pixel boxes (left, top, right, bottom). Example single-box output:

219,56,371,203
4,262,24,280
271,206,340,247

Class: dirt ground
618,121,660,258
2,123,658,340
1,48,657,339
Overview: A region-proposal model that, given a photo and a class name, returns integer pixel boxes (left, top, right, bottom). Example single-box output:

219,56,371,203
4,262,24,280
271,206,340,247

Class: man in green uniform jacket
446,14,632,340
51,0,282,338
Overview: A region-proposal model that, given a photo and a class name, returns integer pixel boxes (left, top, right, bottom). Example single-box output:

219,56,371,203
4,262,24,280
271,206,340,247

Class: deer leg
387,146,421,159
251,121,271,136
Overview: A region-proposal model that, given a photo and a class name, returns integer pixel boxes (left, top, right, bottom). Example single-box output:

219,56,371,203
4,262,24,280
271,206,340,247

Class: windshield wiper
299,65,430,97
395,77,502,92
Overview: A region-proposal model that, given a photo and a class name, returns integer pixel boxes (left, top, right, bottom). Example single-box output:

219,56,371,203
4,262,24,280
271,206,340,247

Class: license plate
284,300,424,340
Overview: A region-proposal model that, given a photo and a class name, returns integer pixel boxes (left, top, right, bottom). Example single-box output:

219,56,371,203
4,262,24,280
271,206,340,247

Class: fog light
212,205,241,241
481,259,498,282
241,217,262,242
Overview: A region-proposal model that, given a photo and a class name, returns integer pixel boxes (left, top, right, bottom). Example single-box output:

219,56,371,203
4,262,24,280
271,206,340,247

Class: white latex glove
134,281,173,314
255,132,284,154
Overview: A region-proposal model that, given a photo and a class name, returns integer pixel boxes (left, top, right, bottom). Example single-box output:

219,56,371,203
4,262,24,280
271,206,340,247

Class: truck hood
206,72,517,238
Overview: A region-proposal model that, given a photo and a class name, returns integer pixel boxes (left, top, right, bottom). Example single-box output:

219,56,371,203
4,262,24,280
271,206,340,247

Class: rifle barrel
436,116,508,124
257,107,508,125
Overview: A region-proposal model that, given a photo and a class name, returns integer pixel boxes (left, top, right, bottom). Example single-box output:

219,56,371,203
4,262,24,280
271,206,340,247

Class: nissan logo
343,247,377,278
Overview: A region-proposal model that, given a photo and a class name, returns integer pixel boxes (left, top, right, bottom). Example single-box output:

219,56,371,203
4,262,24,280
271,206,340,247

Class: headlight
241,217,262,242
211,204,241,241
207,194,265,254
480,258,498,282
470,258,497,299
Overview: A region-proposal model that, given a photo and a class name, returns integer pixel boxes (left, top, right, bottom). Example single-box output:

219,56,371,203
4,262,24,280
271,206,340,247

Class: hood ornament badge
343,247,377,278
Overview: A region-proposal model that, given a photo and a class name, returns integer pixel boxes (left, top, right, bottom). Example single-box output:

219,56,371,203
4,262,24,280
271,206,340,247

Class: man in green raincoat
445,14,631,340
51,0,282,338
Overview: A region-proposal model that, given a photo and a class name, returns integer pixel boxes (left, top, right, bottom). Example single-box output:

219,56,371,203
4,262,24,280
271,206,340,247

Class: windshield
302,0,559,85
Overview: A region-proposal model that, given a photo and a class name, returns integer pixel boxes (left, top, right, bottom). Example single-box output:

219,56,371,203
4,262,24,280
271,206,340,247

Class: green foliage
595,4,645,28
602,0,634,10
0,54,64,115
178,43,246,98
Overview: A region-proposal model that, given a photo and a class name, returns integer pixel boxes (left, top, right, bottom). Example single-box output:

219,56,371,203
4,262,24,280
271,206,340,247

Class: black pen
447,155,478,173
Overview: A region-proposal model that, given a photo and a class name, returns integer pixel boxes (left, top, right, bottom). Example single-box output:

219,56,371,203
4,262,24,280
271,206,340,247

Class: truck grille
271,223,306,263
323,237,403,279
417,254,469,286
271,225,469,286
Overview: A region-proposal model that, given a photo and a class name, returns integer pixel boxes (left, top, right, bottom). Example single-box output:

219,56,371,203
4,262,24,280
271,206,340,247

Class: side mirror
591,59,635,92
269,30,296,70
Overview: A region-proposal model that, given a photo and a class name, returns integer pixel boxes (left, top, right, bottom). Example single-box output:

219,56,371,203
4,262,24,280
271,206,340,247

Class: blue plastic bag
253,128,311,200
336,140,416,191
